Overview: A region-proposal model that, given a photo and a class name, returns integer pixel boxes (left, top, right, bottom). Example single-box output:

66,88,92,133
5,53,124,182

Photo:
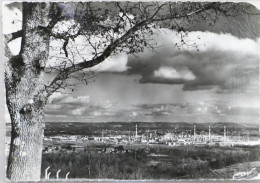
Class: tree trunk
6,109,45,180
5,2,51,181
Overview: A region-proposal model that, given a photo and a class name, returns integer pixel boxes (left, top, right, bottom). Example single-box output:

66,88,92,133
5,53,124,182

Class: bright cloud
71,107,87,115
167,29,259,56
128,29,259,93
154,66,196,81
2,3,22,34
61,96,90,105
92,53,129,72
48,92,65,104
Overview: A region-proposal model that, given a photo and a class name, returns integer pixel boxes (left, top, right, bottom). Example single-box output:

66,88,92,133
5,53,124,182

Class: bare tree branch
5,30,23,43
44,1,257,98
45,18,149,97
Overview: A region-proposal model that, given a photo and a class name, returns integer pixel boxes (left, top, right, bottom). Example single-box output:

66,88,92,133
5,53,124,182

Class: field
41,122,260,180
41,144,260,179
6,122,260,179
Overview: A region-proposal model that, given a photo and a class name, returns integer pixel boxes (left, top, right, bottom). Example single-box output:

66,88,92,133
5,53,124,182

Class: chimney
194,125,196,142
102,130,104,143
136,124,138,138
224,126,226,141
209,125,211,141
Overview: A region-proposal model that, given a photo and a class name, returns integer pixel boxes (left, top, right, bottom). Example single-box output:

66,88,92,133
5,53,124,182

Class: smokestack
194,125,196,142
247,131,249,141
102,130,104,143
136,124,137,138
209,125,211,141
224,126,226,141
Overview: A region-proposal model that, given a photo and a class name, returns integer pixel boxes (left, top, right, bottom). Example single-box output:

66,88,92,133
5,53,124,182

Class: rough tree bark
5,3,51,181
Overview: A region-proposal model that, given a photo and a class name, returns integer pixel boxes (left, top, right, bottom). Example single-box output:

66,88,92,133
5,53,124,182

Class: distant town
43,124,260,153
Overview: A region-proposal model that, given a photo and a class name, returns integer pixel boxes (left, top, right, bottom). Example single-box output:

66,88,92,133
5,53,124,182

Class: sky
3,1,260,124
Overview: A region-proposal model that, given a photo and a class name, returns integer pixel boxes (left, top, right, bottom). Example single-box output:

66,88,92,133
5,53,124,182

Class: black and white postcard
2,0,260,181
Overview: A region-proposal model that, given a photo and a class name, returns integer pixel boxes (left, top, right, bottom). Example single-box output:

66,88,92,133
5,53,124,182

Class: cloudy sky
4,2,260,124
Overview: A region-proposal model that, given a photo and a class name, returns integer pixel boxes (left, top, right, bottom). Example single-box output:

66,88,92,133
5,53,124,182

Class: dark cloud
185,6,260,40
127,31,259,93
